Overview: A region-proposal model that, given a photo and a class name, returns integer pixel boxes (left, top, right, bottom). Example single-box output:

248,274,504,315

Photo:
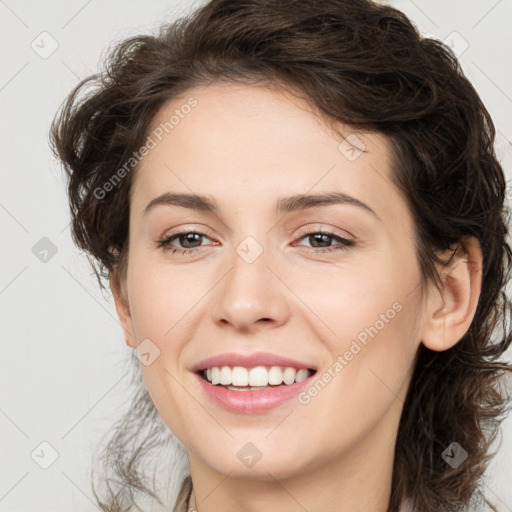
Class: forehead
130,81,403,226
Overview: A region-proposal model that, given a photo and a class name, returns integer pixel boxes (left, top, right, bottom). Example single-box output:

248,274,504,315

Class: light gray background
1,1,511,511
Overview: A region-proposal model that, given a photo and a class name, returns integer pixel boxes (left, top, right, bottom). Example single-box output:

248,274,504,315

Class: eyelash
157,229,355,255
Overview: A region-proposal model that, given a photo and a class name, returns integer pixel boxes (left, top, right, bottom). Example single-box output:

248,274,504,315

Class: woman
49,0,512,511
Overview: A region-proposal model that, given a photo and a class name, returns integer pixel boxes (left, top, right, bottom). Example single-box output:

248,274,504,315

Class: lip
191,351,317,372
194,371,316,414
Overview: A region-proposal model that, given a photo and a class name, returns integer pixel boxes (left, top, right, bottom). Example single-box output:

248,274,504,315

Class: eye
157,230,216,254
293,229,355,253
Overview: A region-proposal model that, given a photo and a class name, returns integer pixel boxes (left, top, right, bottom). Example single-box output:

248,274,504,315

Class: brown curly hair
49,0,512,510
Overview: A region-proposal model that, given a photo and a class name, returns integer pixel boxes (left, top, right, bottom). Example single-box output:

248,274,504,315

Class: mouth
198,365,317,390
194,365,318,413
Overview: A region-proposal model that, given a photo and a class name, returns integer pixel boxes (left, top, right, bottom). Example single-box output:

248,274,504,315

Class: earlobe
421,237,483,352
109,270,137,349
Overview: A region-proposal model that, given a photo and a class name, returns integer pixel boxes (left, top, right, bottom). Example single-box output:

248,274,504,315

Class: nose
211,247,289,333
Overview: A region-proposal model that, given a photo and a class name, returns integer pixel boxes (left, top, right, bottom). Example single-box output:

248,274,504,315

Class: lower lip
194,372,315,414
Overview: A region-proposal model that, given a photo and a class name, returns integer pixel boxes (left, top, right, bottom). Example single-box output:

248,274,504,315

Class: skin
110,81,482,512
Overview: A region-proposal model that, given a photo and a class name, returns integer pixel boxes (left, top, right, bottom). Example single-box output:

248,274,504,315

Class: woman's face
115,81,431,482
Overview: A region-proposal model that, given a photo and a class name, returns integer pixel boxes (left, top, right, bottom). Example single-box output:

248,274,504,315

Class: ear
421,236,483,352
109,269,136,349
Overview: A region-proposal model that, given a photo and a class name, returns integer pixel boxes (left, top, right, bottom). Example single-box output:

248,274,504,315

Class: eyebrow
143,191,380,220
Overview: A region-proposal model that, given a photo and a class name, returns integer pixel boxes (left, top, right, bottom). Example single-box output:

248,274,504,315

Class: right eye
157,230,217,254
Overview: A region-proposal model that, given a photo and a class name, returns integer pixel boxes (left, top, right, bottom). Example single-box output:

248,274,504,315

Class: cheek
295,298,420,459
126,252,199,342
126,260,198,437
290,249,418,343
294,253,421,408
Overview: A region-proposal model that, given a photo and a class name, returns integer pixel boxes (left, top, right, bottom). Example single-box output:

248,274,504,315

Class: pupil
182,233,201,248
311,234,330,248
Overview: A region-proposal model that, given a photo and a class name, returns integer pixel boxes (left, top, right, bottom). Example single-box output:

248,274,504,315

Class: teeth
283,367,296,385
249,366,268,386
202,365,313,386
295,368,309,382
268,366,282,385
232,366,249,386
220,366,231,385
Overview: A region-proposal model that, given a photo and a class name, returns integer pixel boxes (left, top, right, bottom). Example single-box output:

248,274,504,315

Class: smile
201,365,314,387
195,365,317,414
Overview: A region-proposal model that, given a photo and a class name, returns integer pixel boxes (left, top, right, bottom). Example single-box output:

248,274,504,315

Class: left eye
294,231,354,253
157,231,213,253
157,230,354,254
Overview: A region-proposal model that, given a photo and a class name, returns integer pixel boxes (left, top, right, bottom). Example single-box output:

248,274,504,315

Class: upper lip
191,352,317,372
